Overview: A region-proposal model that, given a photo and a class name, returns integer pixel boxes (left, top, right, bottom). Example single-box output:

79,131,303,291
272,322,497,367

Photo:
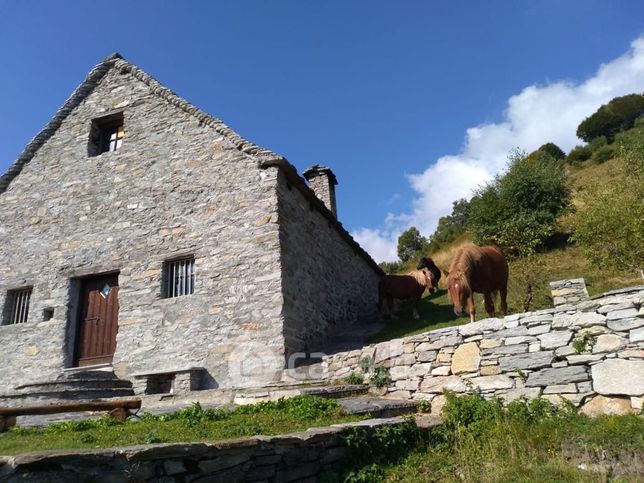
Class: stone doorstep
62,363,114,374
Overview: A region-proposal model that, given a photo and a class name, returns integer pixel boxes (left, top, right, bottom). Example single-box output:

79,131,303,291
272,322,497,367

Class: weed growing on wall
572,333,596,354
344,372,365,385
369,367,392,388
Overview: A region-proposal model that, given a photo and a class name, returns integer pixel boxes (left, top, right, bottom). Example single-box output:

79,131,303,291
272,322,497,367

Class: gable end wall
0,67,286,392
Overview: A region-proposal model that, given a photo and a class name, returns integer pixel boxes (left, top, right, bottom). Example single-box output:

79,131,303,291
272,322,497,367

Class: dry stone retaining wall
0,416,423,482
319,284,644,415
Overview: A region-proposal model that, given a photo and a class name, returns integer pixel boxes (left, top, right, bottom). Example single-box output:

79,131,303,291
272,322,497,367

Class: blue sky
1,1,643,261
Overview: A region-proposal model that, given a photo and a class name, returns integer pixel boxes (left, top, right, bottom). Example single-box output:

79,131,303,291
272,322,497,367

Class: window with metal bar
163,257,195,298
4,288,32,325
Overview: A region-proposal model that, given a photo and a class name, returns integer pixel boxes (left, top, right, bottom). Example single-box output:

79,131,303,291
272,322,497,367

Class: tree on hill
576,93,644,142
428,198,471,251
534,142,565,160
468,150,570,257
397,227,429,262
572,136,644,277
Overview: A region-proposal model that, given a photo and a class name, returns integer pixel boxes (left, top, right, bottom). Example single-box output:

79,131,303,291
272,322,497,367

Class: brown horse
444,244,508,322
378,268,437,320
417,257,441,293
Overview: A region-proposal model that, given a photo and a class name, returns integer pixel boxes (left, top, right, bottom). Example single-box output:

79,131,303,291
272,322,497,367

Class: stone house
0,54,381,394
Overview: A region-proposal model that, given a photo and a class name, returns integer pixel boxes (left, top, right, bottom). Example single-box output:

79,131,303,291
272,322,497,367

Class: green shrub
572,137,644,275
342,416,420,474
536,142,566,160
566,145,592,164
634,115,644,128
588,135,608,150
592,144,615,163
468,150,570,257
577,93,644,142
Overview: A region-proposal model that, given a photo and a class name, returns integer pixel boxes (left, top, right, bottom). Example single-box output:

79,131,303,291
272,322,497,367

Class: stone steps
338,396,418,418
0,388,135,407
1,371,134,407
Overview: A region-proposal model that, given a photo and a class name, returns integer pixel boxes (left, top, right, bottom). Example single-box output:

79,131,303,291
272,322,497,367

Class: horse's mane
448,244,492,292
407,269,431,287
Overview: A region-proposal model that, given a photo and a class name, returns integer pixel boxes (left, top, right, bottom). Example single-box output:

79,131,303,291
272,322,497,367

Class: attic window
3,288,32,325
89,112,124,156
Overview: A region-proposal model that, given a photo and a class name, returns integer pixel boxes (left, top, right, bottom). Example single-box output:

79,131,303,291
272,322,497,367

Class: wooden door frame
73,271,120,368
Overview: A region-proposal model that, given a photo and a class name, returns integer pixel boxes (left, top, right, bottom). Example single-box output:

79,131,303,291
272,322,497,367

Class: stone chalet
0,54,382,396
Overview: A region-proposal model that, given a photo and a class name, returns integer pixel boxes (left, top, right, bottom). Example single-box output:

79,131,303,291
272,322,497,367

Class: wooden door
76,273,120,367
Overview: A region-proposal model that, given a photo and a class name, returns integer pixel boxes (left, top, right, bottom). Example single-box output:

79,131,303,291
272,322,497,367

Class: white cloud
353,36,644,263
352,227,398,263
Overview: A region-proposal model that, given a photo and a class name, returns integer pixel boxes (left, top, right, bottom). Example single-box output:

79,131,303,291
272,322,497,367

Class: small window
88,112,124,156
4,288,32,325
163,257,195,298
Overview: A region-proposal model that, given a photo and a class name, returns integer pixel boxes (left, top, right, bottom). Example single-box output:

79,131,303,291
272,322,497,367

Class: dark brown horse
378,268,437,320
417,257,441,293
444,244,508,322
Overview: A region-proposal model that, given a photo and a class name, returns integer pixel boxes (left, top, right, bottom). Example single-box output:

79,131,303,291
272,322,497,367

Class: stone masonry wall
0,65,285,392
0,416,416,482
276,171,381,356
320,286,644,416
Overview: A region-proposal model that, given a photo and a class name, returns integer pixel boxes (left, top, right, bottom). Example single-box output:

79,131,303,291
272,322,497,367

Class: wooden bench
0,398,142,432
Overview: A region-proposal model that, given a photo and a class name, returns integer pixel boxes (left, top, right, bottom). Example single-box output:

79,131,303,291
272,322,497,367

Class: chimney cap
302,164,338,186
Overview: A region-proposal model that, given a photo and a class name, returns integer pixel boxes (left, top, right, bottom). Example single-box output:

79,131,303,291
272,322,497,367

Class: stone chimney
302,165,338,218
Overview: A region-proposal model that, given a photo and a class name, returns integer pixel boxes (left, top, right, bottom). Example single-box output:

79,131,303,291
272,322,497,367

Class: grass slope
0,396,363,456
337,394,644,483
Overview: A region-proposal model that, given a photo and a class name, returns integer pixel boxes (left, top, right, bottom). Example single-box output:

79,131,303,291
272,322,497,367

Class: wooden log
0,399,141,431
0,399,141,418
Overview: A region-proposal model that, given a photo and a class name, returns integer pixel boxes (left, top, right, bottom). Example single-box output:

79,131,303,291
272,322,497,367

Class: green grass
0,396,364,456
344,393,644,483
371,289,470,343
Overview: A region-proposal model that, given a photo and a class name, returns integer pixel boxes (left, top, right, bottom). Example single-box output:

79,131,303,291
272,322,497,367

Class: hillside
373,139,642,342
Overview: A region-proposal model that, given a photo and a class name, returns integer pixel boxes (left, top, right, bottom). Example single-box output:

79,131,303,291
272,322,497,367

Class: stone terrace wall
320,286,644,416
0,416,420,482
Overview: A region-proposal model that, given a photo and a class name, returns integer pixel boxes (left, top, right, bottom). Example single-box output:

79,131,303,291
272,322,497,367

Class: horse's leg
499,284,508,316
412,296,420,320
388,297,399,319
483,292,495,318
467,296,476,323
